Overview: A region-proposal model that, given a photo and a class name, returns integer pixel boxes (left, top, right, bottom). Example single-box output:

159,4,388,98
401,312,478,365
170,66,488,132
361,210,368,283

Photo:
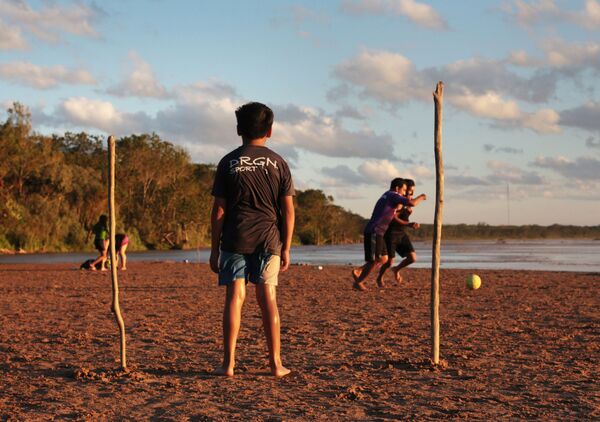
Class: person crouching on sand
209,102,294,377
352,178,426,291
89,215,109,271
114,233,129,270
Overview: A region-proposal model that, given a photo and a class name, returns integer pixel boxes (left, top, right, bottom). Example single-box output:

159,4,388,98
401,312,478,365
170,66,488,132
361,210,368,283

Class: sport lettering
228,156,278,171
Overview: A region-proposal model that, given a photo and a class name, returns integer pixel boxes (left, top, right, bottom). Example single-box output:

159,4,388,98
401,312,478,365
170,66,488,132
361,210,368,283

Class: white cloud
543,39,600,69
574,0,600,30
275,104,397,159
0,0,101,43
333,49,429,103
333,51,556,105
586,136,600,148
506,50,543,67
45,79,400,163
333,50,563,134
0,19,26,50
433,57,556,103
450,91,521,120
521,108,560,134
502,0,561,27
533,155,600,180
507,39,600,71
446,174,490,186
106,52,168,98
405,165,433,180
320,161,430,189
0,61,96,89
58,97,123,132
340,0,447,30
487,160,544,184
502,0,600,30
358,159,401,184
560,102,600,133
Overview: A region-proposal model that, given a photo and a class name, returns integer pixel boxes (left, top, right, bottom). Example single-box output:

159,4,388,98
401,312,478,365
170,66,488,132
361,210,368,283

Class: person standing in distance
210,102,294,377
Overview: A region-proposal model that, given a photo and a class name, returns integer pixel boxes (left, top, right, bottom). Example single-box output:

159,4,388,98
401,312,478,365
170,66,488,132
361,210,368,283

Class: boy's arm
407,193,426,207
209,197,226,274
279,195,295,272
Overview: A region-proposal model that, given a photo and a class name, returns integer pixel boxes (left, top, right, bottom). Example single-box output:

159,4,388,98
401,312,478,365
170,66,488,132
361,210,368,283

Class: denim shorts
218,250,280,286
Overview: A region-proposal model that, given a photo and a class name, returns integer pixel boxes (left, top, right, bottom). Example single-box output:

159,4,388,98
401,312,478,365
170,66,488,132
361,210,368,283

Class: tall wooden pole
108,135,127,370
431,81,444,365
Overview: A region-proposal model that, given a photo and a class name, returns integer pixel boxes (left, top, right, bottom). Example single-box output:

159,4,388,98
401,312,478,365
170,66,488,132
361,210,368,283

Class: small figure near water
86,215,128,271
88,215,109,271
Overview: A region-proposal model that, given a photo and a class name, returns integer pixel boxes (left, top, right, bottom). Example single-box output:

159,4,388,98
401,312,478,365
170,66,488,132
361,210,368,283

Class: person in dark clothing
376,179,421,286
89,215,109,271
210,102,294,377
351,178,426,291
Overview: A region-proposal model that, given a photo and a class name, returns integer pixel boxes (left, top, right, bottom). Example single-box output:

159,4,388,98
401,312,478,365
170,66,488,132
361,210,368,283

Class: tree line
411,223,600,241
0,103,365,252
1,103,597,253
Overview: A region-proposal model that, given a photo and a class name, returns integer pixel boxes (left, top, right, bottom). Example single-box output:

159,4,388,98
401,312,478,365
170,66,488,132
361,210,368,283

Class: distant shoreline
0,231,600,255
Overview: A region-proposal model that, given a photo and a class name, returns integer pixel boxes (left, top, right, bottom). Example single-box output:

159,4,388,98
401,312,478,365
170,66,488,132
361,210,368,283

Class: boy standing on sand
376,179,420,286
89,215,109,271
352,178,426,291
210,102,294,377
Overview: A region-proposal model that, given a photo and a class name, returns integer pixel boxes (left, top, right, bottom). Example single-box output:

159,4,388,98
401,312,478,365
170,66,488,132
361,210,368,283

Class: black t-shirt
212,144,294,255
387,207,411,235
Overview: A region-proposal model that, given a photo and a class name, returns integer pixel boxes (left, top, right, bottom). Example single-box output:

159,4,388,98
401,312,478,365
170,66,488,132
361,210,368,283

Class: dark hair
404,179,415,188
99,215,108,225
390,178,406,190
235,102,274,140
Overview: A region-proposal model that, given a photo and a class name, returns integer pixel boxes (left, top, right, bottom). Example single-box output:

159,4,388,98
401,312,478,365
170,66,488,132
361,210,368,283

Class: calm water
1,240,599,272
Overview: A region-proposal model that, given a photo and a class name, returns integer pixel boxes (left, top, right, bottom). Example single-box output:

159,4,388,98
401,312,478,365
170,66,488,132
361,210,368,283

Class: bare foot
100,268,108,272
213,366,234,377
393,268,403,283
121,267,127,271
353,281,367,291
89,266,96,271
351,268,361,282
271,365,291,377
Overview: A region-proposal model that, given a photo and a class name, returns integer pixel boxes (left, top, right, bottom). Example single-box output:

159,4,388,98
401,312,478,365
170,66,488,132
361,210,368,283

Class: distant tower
506,183,510,225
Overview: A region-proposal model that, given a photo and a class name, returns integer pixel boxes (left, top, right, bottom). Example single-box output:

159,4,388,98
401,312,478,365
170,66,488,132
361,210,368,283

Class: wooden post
431,81,444,365
108,135,127,370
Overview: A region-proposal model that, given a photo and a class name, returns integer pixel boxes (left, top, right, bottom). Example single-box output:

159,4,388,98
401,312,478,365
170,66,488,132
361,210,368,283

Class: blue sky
1,0,599,225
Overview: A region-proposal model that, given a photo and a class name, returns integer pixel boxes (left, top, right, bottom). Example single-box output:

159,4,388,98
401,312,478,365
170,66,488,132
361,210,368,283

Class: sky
1,0,599,225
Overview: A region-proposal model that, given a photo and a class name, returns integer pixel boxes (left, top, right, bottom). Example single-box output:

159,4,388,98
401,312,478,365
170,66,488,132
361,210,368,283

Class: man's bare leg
392,252,416,283
214,279,246,376
256,284,290,377
376,257,394,287
352,257,386,291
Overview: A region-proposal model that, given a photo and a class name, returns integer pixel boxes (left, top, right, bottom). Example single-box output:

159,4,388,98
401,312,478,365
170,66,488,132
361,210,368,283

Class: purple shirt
364,191,411,235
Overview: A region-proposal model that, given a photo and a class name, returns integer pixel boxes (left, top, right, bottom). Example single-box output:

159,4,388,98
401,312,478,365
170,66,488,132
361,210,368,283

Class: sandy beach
0,262,598,420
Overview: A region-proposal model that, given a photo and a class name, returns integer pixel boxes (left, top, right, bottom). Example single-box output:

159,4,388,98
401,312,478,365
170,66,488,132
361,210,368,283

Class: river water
1,240,599,273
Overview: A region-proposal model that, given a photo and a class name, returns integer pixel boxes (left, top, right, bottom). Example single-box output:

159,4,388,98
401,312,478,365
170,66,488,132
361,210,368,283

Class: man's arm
393,214,410,225
209,197,226,274
279,195,295,272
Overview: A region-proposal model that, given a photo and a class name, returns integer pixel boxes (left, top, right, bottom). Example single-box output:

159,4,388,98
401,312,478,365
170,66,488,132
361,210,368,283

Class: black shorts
385,232,414,258
94,239,106,253
364,232,387,262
